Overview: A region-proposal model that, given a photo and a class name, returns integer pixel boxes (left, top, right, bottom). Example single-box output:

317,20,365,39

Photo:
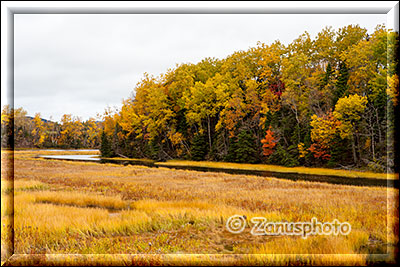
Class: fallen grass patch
33,191,128,210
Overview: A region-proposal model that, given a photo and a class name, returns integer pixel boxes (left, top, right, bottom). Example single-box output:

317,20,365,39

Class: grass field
1,150,398,265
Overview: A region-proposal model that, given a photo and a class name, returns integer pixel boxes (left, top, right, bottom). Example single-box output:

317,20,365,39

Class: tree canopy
2,24,398,172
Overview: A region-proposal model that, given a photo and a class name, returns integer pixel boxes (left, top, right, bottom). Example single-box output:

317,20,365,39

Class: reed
1,150,397,265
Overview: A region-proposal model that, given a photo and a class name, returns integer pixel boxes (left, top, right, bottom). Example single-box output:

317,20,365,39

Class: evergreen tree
235,130,258,163
191,133,208,161
333,61,349,105
100,131,112,157
149,139,161,160
209,130,227,161
226,129,258,163
111,123,126,156
269,144,299,167
321,62,333,88
225,137,238,163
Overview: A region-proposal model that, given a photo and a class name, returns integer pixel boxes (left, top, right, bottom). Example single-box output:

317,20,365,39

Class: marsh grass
5,253,382,266
1,150,398,265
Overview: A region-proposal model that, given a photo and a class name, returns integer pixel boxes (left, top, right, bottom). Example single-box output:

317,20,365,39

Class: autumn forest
2,24,398,172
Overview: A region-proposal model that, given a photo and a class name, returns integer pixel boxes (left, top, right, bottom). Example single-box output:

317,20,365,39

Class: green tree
321,62,333,88
226,129,258,163
100,131,112,157
333,61,349,105
269,144,299,167
191,133,208,161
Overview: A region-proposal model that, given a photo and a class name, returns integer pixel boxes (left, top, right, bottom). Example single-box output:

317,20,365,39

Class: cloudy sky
12,13,387,121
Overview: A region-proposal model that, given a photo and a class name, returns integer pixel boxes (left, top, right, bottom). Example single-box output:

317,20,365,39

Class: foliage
333,94,368,139
297,142,308,159
31,113,46,147
2,24,397,170
230,129,259,164
309,112,341,161
333,61,349,105
1,105,101,149
261,126,277,157
268,144,299,167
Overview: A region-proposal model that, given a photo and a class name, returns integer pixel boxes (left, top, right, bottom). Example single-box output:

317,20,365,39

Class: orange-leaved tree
261,126,277,157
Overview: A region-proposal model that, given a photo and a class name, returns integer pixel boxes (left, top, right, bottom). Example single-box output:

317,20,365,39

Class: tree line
2,24,398,172
1,106,101,149
100,24,398,172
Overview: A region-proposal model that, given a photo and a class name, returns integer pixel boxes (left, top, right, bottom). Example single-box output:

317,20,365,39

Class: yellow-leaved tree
333,94,368,163
59,114,84,148
309,112,341,161
31,113,47,147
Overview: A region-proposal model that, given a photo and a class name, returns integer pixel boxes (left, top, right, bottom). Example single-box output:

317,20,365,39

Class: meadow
1,150,398,266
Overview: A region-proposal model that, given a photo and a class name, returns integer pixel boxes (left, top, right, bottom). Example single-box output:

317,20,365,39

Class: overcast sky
12,13,386,121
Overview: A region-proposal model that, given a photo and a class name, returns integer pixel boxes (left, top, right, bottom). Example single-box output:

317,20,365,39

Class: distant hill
25,116,53,123
25,116,103,124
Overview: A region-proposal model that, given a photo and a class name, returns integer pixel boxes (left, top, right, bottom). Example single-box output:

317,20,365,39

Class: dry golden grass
1,150,398,266
4,253,377,266
14,179,50,191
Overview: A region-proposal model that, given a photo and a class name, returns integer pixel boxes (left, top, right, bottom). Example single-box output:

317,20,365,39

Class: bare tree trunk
369,111,375,160
375,109,382,143
371,131,375,160
207,115,212,151
160,146,173,160
290,105,301,143
181,140,191,156
222,129,228,155
352,135,357,164
356,133,362,164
